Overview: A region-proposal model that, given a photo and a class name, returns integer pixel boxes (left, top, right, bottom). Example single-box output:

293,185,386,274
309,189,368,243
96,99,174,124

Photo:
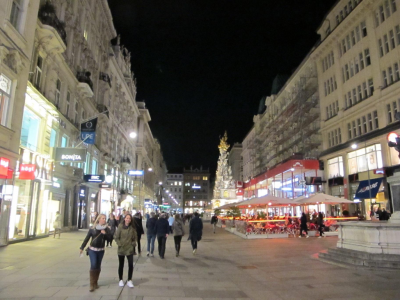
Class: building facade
0,0,166,245
166,173,183,211
241,127,256,181
183,166,210,213
228,142,243,182
314,0,400,219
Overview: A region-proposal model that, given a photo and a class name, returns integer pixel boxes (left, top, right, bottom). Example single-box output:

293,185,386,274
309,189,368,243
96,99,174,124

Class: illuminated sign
55,148,87,162
127,170,144,176
99,183,112,188
84,175,105,183
19,164,36,180
0,157,10,176
192,184,201,189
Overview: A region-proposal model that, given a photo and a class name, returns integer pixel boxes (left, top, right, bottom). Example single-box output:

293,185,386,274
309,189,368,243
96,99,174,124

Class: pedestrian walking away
133,212,144,254
168,213,174,234
146,212,157,256
189,212,203,255
317,212,325,238
79,214,111,292
210,214,218,234
172,213,185,257
114,213,137,288
299,212,309,238
106,213,117,247
53,211,62,238
155,213,169,259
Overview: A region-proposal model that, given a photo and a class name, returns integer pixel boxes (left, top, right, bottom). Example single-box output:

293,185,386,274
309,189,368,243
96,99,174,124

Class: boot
89,270,96,292
94,269,100,289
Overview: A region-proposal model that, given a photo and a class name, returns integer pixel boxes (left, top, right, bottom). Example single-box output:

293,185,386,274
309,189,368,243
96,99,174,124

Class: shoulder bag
85,230,102,256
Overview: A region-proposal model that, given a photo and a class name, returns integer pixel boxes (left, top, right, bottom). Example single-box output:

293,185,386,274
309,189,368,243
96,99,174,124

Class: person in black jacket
299,212,309,238
146,212,157,256
210,214,218,234
133,212,145,254
317,212,325,238
106,213,117,247
155,213,169,259
189,212,203,255
79,214,111,292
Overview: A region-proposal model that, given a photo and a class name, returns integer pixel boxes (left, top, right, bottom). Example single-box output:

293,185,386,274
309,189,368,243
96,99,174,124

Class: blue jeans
147,234,156,254
88,249,105,270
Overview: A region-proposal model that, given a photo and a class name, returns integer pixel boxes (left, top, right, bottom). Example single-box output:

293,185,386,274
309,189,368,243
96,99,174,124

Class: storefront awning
354,178,383,199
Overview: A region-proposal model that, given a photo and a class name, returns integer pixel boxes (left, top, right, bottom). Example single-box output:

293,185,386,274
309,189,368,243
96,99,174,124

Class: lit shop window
328,156,344,178
203,176,208,180
20,107,40,151
348,144,383,174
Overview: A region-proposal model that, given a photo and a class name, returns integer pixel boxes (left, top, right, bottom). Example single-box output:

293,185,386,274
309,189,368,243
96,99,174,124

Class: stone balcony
76,71,94,98
37,2,67,54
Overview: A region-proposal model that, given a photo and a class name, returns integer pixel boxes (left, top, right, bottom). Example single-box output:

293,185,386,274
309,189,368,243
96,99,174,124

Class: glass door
28,180,40,237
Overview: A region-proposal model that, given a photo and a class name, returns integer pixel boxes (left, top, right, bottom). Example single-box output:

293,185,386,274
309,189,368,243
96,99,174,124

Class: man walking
168,213,174,234
210,214,218,234
155,213,169,259
189,212,203,255
146,212,157,256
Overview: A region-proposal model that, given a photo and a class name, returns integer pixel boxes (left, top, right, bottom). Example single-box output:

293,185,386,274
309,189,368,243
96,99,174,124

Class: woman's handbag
85,231,102,256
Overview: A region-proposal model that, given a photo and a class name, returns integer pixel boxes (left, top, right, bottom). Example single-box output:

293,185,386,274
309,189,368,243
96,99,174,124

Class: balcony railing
38,2,67,46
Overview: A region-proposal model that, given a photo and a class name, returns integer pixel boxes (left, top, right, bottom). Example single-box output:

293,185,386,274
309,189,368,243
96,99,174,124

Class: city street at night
0,223,400,300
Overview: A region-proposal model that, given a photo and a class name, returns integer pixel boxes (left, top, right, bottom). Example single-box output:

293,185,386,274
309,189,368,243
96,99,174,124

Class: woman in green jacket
114,214,137,288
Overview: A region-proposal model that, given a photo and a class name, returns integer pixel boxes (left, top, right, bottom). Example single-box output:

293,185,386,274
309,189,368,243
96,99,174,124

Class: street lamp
129,132,137,139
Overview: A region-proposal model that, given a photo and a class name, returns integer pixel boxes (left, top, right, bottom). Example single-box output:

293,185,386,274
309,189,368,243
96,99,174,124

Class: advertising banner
83,174,105,183
80,118,98,145
19,164,36,180
55,148,87,163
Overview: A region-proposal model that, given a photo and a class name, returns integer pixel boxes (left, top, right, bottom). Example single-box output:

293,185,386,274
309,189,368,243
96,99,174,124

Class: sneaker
127,280,134,288
193,249,197,255
150,253,154,257
298,236,302,238
119,280,124,287
318,236,322,239
306,235,309,238
146,252,150,256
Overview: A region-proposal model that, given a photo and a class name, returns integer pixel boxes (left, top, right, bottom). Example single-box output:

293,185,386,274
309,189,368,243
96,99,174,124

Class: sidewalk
1,222,400,300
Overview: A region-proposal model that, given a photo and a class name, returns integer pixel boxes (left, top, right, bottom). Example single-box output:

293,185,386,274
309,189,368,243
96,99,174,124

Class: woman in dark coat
79,214,112,291
189,212,203,255
299,212,309,238
106,213,117,247
133,212,145,254
317,212,325,238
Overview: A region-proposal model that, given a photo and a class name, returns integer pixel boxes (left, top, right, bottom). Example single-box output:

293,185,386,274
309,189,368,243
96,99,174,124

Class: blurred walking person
317,212,325,238
210,214,218,234
172,214,185,257
53,211,62,238
168,213,174,234
146,212,157,256
106,213,117,247
189,212,203,255
114,214,137,288
79,214,111,292
155,213,169,259
299,212,309,238
133,212,144,254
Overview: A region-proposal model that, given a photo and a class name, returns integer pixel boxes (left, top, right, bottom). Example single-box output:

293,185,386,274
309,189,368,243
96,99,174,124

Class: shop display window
328,156,344,178
348,144,383,174
20,107,40,152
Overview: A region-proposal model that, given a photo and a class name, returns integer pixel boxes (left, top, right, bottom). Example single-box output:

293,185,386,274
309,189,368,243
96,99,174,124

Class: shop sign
83,174,105,183
236,188,244,195
79,187,86,198
354,178,383,199
55,147,87,163
192,184,201,189
374,169,385,175
0,157,10,176
127,170,144,176
19,164,36,180
80,118,98,145
99,183,111,188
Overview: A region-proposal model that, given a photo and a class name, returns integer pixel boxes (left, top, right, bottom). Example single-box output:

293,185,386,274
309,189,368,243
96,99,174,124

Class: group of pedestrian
80,211,203,292
298,211,325,238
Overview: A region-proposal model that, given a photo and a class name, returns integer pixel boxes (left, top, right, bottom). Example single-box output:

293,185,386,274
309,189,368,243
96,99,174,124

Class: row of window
386,99,400,123
321,51,335,73
326,100,340,120
185,189,208,193
167,174,183,178
168,181,182,186
347,110,379,140
378,25,400,57
344,78,374,110
184,182,208,186
382,62,400,88
342,49,371,83
185,201,207,206
323,76,338,96
375,0,397,27
339,21,367,57
328,128,342,147
185,176,208,180
335,0,362,27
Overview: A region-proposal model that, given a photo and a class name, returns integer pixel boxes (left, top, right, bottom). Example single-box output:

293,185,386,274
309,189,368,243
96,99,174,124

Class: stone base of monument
319,220,400,269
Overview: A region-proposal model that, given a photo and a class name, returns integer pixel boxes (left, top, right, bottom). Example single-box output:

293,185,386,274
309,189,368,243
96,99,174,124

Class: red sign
236,181,243,187
236,188,244,196
0,157,10,176
0,168,13,179
19,164,36,180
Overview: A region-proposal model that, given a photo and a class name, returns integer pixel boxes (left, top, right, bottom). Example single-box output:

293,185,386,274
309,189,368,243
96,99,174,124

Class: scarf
96,224,107,230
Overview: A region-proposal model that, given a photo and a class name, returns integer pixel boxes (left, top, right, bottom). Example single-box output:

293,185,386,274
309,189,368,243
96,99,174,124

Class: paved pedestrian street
1,223,400,300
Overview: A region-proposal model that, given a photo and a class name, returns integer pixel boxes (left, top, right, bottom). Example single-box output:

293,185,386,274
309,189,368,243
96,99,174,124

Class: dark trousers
118,254,134,280
190,236,198,250
169,225,173,234
319,225,324,236
88,249,104,270
157,236,167,258
300,225,308,236
174,235,182,253
106,236,113,246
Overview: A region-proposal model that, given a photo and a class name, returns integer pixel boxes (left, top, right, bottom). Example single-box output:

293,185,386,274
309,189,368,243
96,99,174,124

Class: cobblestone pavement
1,222,400,300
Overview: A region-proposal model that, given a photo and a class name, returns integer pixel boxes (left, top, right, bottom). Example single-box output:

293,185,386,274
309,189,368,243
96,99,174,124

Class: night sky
108,0,337,174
